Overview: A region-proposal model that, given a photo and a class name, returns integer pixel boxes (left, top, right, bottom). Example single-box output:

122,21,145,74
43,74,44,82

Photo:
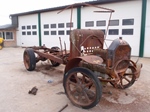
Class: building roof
0,24,17,30
10,0,129,17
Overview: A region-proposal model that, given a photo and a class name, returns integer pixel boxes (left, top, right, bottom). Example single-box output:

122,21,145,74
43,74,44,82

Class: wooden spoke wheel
64,67,102,109
111,61,136,89
23,48,36,71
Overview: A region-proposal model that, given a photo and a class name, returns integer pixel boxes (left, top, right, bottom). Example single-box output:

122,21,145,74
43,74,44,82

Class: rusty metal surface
93,48,107,62
78,55,103,65
134,63,142,79
64,55,103,74
26,35,142,91
80,61,109,75
69,29,104,60
23,29,142,108
64,67,101,109
107,38,131,67
57,2,114,14
109,59,142,89
34,50,63,64
22,2,142,109
64,58,82,73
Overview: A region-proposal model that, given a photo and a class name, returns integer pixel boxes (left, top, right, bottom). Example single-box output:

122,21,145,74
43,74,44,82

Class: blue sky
0,0,91,25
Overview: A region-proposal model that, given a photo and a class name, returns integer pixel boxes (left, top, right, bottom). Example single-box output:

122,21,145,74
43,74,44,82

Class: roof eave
10,0,130,17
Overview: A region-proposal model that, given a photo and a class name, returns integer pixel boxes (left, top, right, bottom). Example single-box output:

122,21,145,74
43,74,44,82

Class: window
96,21,106,26
32,31,37,35
27,26,31,29
66,22,73,28
51,31,56,35
66,30,71,35
58,23,64,28
5,32,13,39
109,20,119,26
44,24,49,29
58,30,64,35
27,31,31,35
122,19,134,25
85,21,94,27
122,29,134,35
22,32,26,35
109,29,119,35
51,24,56,28
22,26,26,30
44,31,49,35
32,25,37,29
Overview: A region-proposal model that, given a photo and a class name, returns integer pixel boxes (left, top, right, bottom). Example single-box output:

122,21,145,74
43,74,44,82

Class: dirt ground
0,47,150,112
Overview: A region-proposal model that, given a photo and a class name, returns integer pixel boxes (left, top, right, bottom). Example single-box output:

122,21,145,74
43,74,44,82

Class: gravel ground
0,47,150,112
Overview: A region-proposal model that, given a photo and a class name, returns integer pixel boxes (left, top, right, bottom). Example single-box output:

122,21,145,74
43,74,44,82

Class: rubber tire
51,60,60,67
50,46,60,67
63,67,102,109
51,46,60,51
23,48,36,71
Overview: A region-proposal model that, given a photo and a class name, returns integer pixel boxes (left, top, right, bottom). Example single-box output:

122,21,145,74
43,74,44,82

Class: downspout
2,32,5,39
77,7,81,29
139,0,147,57
38,13,42,46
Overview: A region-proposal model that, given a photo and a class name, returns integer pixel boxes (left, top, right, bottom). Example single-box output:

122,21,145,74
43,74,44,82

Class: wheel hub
76,86,83,93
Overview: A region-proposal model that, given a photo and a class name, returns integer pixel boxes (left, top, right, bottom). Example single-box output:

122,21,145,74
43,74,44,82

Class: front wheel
110,61,136,89
64,67,102,109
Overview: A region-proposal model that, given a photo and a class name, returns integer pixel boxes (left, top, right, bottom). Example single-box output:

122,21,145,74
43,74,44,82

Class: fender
64,55,103,74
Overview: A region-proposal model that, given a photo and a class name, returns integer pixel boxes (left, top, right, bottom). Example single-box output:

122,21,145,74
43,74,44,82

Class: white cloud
0,0,91,25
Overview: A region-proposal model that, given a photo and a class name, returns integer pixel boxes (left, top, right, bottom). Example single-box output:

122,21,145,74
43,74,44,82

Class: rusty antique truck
23,3,142,109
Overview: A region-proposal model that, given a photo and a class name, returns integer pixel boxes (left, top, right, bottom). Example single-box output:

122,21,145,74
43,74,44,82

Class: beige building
0,24,17,47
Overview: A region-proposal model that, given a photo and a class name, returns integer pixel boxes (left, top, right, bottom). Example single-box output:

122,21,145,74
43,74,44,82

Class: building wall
144,0,150,57
40,9,77,49
16,0,149,57
81,0,142,56
17,14,39,47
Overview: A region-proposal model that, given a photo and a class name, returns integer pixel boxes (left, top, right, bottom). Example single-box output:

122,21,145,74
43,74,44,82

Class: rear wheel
50,46,60,67
51,46,60,51
50,60,60,67
64,67,102,109
23,48,36,71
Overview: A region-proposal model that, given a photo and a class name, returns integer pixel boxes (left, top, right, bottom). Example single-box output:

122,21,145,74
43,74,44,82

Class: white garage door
81,0,142,56
41,9,77,50
17,14,39,47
